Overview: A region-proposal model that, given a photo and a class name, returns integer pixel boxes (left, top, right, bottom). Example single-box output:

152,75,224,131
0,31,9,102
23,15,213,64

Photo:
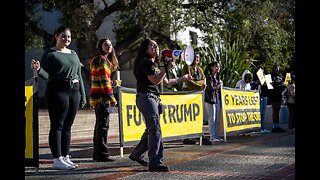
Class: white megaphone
161,45,194,65
181,45,194,65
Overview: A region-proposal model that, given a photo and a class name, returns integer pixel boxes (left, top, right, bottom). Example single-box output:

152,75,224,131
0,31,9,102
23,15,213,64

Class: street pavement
25,109,295,180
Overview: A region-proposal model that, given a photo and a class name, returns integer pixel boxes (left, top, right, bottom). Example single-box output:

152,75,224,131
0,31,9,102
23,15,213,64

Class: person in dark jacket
204,61,224,142
268,64,286,133
251,66,271,134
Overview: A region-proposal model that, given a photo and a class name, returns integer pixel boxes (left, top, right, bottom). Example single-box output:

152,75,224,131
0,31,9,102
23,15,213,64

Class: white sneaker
261,129,271,134
210,138,220,142
52,156,76,170
63,155,78,168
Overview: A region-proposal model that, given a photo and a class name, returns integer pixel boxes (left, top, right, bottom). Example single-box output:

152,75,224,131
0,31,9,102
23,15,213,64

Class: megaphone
161,45,194,65
160,46,194,81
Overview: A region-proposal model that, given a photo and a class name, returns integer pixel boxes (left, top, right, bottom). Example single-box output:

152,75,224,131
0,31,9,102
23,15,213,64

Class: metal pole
116,71,124,157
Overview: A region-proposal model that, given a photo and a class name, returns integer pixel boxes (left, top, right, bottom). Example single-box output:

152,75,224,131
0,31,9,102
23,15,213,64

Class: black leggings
45,82,81,158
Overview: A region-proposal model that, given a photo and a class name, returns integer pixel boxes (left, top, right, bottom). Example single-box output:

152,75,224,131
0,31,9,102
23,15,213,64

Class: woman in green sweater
31,25,86,170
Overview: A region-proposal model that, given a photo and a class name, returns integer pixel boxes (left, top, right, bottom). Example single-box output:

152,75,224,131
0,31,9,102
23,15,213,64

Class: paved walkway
25,110,295,179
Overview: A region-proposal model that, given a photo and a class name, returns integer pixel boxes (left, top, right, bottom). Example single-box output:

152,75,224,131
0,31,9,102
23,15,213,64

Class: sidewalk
25,109,294,179
26,131,295,180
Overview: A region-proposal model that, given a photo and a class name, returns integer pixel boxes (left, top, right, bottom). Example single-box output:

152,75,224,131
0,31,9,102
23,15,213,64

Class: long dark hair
208,61,221,81
191,51,200,66
96,38,119,72
52,25,71,46
133,38,159,78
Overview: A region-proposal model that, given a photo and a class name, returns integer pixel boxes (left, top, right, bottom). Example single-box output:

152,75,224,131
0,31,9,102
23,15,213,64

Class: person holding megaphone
129,38,191,172
182,51,207,91
181,51,212,145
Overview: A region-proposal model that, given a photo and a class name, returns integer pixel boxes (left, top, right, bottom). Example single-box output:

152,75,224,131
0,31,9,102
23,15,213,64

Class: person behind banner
269,64,286,133
88,37,121,162
31,25,86,170
251,66,271,134
129,38,191,172
286,74,295,131
235,70,253,90
181,51,207,91
204,61,224,143
181,51,211,145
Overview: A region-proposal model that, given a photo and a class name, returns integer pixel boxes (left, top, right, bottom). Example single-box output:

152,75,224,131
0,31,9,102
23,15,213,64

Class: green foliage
25,0,295,77
114,0,186,41
114,9,139,43
199,32,255,88
225,0,295,73
42,0,94,41
25,30,44,51
189,0,295,74
25,0,45,51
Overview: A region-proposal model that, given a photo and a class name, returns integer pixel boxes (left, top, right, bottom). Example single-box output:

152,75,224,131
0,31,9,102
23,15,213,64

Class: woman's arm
163,74,191,86
147,67,167,85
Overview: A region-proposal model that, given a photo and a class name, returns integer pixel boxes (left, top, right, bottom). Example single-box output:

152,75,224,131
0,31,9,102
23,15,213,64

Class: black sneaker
95,156,116,162
183,138,196,145
129,155,149,166
148,165,169,172
202,137,212,145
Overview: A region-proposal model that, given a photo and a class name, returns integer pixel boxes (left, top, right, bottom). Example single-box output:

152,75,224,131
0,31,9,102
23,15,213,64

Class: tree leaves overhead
113,0,186,41
187,0,295,73
25,0,295,80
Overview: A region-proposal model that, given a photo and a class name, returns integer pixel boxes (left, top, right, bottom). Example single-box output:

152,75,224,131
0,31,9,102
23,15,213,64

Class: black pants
271,101,281,124
46,81,80,158
93,101,111,160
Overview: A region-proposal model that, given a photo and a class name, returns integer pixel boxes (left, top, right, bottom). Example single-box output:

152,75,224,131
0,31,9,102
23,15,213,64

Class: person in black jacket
204,61,224,142
251,66,271,134
268,64,286,133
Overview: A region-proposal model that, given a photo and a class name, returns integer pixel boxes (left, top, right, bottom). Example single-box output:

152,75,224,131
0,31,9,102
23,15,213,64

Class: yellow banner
121,92,203,142
221,87,261,133
25,86,34,158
